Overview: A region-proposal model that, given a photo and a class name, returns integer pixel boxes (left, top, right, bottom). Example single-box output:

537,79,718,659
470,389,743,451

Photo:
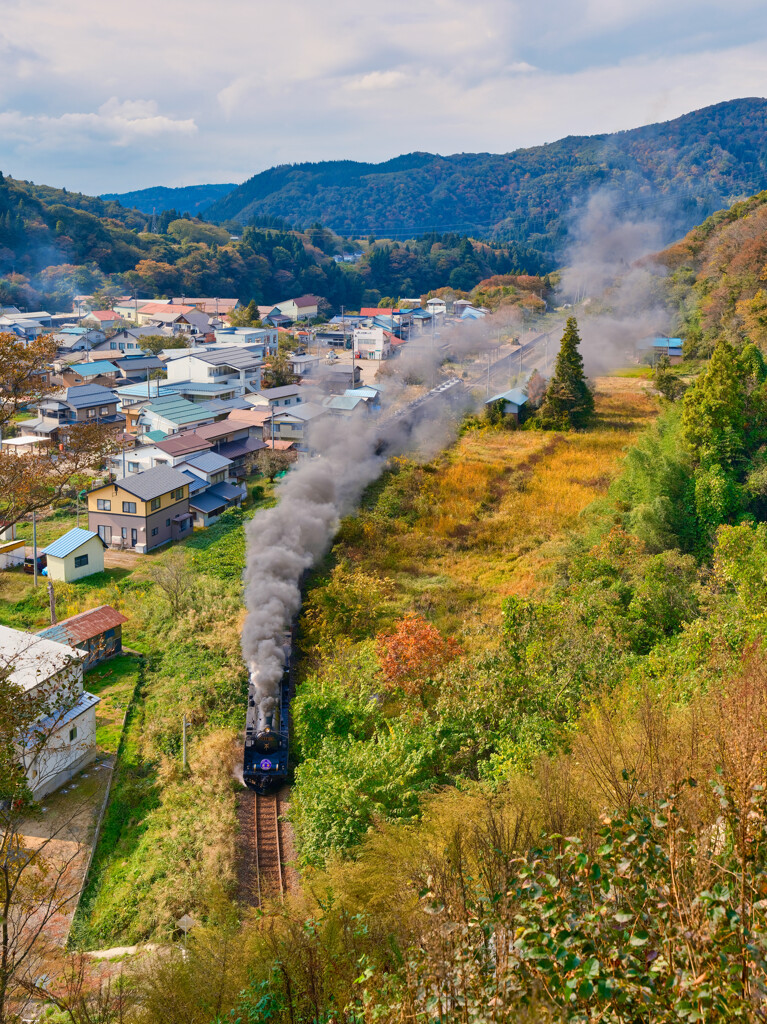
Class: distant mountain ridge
205,98,767,255
100,182,237,215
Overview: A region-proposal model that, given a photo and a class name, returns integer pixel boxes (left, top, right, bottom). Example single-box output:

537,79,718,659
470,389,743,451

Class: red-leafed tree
376,613,461,697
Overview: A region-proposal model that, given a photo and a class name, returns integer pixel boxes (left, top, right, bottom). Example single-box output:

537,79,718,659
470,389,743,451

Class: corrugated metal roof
209,481,242,502
217,437,266,458
179,470,209,494
486,388,528,407
189,491,228,514
69,360,119,376
37,605,128,645
183,451,232,472
114,465,190,500
43,528,102,559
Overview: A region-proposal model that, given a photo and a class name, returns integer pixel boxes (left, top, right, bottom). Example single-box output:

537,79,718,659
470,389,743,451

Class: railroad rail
253,791,285,904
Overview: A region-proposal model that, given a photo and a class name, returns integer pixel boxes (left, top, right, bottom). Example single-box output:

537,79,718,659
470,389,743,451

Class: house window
110,342,117,349
119,343,126,351
121,527,128,539
166,518,171,527
100,406,110,415
87,408,96,417
171,488,184,501
97,524,112,543
122,501,136,513
151,527,159,537
96,498,111,511
69,726,78,742
180,519,188,531
128,462,139,473
74,554,88,568
150,497,161,510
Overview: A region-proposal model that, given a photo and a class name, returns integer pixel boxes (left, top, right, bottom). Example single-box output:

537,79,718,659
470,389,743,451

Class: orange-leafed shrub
376,613,462,695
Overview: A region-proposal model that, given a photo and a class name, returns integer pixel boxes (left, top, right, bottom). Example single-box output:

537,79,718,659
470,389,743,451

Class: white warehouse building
0,625,100,799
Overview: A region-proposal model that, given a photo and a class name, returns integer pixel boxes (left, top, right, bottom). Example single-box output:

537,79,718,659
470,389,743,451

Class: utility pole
32,510,38,588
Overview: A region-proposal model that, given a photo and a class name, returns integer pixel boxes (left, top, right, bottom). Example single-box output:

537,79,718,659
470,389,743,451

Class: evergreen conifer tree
538,316,594,429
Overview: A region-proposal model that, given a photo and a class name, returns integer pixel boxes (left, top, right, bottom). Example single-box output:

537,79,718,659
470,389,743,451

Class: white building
353,326,393,360
164,346,264,395
0,626,99,799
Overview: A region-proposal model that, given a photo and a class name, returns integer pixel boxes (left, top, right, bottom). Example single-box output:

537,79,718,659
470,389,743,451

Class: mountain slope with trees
100,183,238,216
657,187,767,357
207,98,767,256
0,171,551,312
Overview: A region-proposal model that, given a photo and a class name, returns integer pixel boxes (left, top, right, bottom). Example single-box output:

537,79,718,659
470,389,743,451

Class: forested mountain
0,172,547,312
657,188,767,356
207,98,767,256
101,183,237,216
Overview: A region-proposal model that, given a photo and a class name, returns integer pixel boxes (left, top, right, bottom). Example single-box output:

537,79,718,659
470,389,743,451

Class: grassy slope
336,378,656,639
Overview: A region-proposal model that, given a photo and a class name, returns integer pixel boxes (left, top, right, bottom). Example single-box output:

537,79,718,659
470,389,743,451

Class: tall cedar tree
538,316,594,429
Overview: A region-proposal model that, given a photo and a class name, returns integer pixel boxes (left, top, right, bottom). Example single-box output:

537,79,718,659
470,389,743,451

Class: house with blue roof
484,388,529,422
42,527,107,582
651,337,684,364
62,360,120,386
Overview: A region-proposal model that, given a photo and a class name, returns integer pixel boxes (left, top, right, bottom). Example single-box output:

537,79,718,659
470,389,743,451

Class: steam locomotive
243,636,291,792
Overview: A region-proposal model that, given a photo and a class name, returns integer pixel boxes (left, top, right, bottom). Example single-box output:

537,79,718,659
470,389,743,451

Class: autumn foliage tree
376,613,461,697
0,332,117,527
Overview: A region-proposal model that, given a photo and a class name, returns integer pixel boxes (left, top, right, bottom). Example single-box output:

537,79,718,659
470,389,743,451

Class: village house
80,309,122,332
320,365,362,394
52,327,106,356
0,625,99,798
131,394,219,436
289,352,321,376
164,345,264,395
274,294,322,321
37,605,128,670
213,326,279,355
248,384,304,409
263,403,328,450
28,384,125,446
133,302,196,327
353,326,393,360
173,297,240,318
87,466,192,552
95,326,168,354
61,359,121,388
42,527,107,582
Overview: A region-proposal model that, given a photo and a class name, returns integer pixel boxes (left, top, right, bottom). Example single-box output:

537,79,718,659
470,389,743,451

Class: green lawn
85,654,143,752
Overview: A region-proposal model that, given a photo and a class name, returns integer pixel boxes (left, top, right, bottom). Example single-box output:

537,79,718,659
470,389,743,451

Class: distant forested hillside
207,98,767,256
0,173,548,313
101,183,237,216
657,188,767,355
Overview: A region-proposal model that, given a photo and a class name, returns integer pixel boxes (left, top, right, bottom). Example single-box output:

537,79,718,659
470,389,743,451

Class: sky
3,0,767,195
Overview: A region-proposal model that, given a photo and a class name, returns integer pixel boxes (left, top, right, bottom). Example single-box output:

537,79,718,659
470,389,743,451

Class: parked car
23,553,47,575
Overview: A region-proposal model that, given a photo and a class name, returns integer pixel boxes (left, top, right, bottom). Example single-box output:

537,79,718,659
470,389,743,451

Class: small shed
485,388,528,422
42,527,106,582
652,338,683,365
37,605,128,669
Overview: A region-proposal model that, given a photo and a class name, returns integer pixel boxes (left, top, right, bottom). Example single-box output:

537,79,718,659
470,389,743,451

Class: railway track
253,791,285,904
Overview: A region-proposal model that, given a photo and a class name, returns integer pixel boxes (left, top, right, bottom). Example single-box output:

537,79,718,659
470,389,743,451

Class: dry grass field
347,377,656,639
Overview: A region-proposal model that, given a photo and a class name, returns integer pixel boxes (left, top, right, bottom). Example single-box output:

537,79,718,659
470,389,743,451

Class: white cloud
347,71,408,92
0,0,766,192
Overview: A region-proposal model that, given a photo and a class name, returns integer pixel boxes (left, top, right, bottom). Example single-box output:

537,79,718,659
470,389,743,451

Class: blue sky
2,0,767,194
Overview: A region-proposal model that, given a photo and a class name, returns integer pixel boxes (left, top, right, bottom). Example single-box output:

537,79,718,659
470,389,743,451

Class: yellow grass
348,379,657,639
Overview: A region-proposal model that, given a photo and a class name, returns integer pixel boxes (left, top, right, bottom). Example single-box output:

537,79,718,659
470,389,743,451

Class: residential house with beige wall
87,466,192,552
